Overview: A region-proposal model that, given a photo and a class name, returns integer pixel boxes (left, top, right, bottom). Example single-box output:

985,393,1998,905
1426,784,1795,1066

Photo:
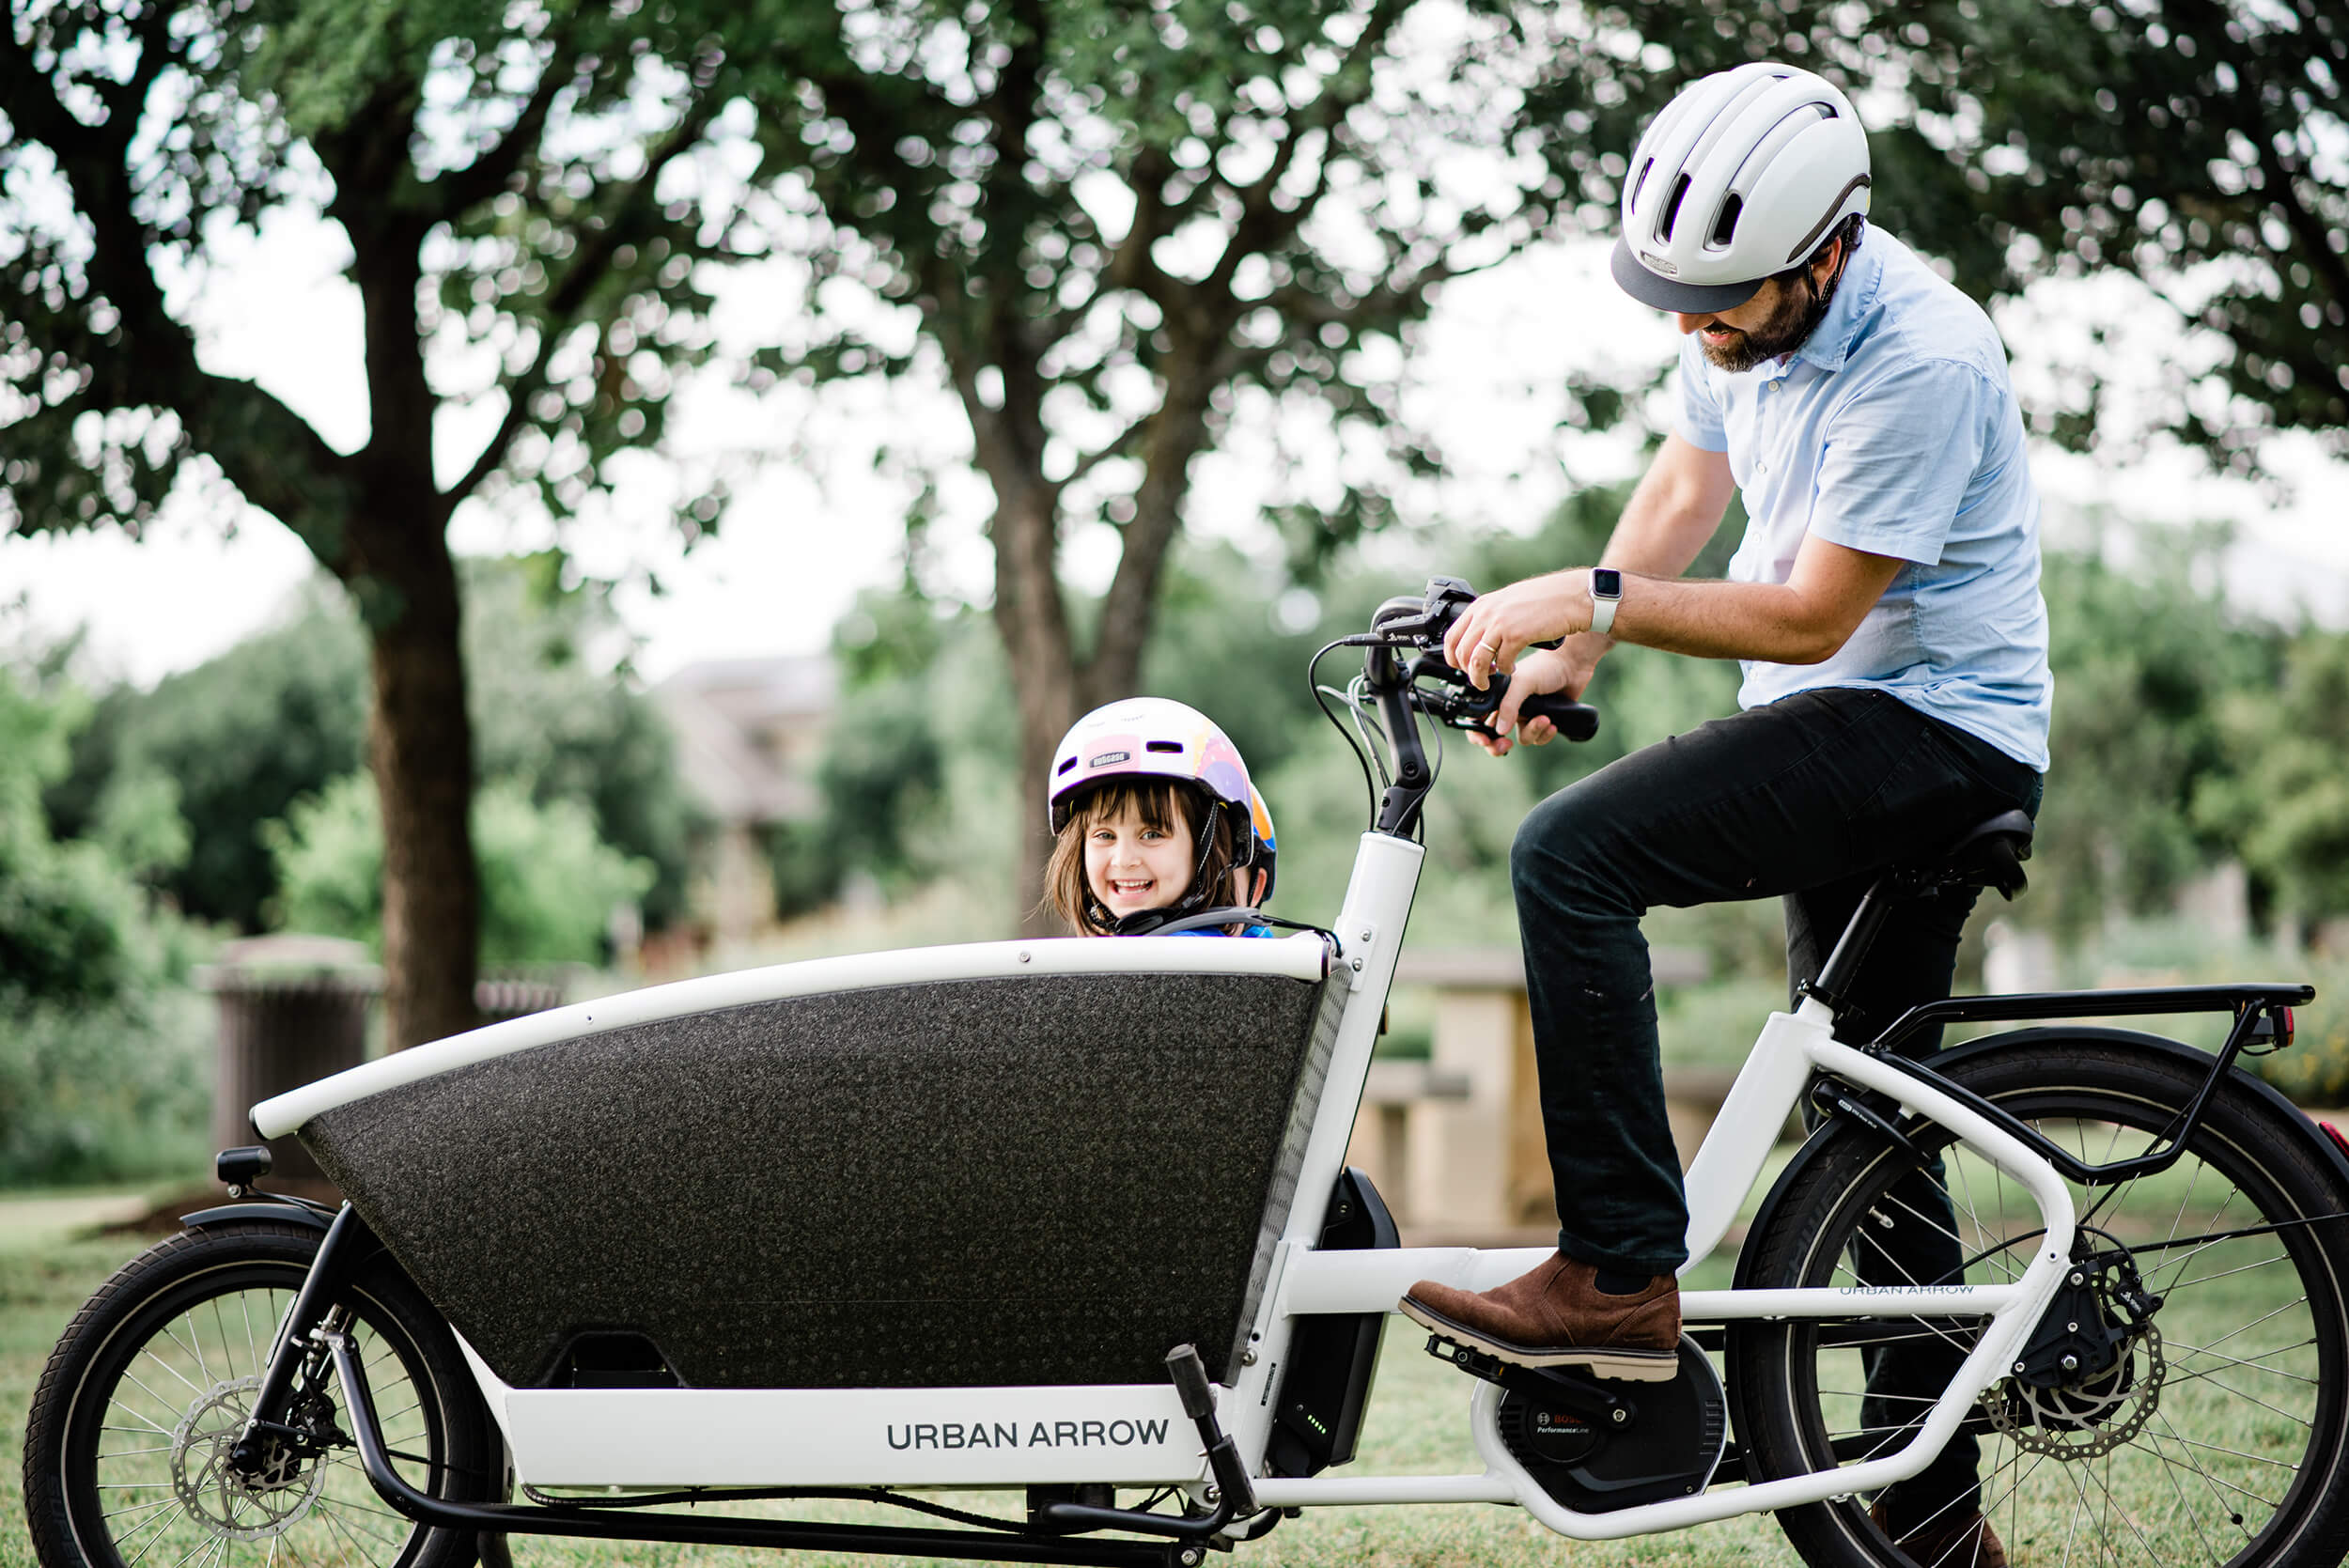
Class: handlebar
1405,653,1601,743
1337,575,1604,838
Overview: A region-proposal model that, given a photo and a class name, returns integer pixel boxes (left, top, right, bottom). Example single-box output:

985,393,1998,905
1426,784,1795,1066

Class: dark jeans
1510,687,2041,1526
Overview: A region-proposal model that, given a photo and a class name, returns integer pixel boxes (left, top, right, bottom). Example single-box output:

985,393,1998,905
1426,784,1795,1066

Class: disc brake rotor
1988,1320,2166,1458
169,1374,326,1541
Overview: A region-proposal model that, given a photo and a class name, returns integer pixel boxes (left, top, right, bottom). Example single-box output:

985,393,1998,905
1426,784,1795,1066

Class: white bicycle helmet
1048,697,1278,902
1610,61,1872,314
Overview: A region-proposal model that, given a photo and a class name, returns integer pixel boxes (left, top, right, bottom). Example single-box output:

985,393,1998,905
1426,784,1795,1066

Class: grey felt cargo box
300,968,1341,1391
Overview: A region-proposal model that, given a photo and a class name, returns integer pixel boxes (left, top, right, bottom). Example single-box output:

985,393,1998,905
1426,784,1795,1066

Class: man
1396,61,2049,1566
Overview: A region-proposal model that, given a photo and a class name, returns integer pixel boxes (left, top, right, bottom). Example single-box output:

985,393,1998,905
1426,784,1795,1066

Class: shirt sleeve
1672,339,1729,452
1809,357,1994,565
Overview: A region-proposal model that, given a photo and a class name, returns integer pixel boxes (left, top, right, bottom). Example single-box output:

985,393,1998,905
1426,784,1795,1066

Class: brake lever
1407,654,1509,737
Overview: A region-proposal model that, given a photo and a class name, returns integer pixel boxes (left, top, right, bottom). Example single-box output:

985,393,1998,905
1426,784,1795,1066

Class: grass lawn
0,1140,2320,1568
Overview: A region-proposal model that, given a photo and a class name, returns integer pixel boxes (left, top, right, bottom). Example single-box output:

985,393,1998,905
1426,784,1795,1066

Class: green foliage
45,588,369,931
0,672,140,1013
269,774,655,965
783,482,1741,938
729,0,1711,908
1138,541,1354,783
0,0,753,547
2027,529,2283,938
832,586,950,691
263,775,382,944
2195,632,2349,921
768,607,985,919
0,666,211,1185
89,769,192,887
47,562,701,935
459,560,705,930
0,986,211,1185
735,0,1615,459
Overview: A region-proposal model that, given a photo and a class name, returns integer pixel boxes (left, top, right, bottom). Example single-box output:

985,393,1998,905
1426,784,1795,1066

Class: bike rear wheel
23,1216,496,1568
1732,1031,2349,1568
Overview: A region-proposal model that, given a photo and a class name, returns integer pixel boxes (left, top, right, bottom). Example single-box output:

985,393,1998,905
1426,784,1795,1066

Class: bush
268,773,656,965
46,561,703,936
0,986,211,1185
0,665,215,1185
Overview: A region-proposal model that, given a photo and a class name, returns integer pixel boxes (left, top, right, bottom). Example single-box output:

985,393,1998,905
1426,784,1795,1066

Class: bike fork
228,1203,376,1475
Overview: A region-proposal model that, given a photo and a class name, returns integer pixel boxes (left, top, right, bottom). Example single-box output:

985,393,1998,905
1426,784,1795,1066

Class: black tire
23,1217,498,1568
1732,1032,2349,1568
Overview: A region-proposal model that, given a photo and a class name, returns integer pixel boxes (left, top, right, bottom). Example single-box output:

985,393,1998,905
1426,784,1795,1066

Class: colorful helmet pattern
1048,697,1278,901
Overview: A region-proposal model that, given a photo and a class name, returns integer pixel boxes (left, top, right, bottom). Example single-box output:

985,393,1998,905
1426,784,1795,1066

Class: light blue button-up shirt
1675,227,2052,771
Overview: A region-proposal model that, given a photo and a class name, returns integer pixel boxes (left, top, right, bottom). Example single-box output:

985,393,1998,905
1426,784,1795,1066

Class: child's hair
1044,777,1251,937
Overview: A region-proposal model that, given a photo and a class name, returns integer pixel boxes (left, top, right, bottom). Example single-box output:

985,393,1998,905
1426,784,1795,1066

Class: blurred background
4,0,2347,1213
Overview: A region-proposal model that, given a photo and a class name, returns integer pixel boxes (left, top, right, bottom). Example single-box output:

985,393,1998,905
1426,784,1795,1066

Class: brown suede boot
1398,1251,1680,1382
1870,1502,2008,1568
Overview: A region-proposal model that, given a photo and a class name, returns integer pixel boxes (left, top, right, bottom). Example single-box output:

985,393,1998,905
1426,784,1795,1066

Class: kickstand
1030,1346,1260,1547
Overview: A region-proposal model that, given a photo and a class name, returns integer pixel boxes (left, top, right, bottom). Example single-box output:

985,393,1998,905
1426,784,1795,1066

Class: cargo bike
25,580,2349,1568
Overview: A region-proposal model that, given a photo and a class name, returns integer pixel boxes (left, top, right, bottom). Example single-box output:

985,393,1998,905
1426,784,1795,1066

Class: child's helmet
1049,697,1278,901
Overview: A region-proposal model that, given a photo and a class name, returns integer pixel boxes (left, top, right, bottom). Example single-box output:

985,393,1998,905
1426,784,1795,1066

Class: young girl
1043,698,1278,938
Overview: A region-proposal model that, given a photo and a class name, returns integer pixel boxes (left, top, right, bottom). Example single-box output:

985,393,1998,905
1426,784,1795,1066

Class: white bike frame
252,825,2077,1536
1238,831,2077,1539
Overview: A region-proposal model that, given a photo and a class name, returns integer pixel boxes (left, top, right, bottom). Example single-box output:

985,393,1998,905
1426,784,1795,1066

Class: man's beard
1697,267,1836,373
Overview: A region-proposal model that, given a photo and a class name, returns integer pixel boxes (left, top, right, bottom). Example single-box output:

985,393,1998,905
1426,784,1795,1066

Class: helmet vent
1709,194,1744,248
1056,756,1078,774
1145,740,1184,753
1630,157,1653,210
1659,173,1691,241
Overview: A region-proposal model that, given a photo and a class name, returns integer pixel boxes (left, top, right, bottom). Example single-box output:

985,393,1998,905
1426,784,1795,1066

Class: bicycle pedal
1422,1335,1631,1423
1424,1332,1515,1387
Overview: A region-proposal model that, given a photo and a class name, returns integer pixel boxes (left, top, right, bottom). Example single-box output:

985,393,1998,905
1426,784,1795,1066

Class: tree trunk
988,481,1082,938
982,378,1219,938
362,535,481,1048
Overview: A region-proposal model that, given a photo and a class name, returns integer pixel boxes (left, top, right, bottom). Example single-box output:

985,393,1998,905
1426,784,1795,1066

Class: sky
6,202,2347,691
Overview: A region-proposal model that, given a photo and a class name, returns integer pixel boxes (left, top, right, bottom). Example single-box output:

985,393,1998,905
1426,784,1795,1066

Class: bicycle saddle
1920,808,2034,899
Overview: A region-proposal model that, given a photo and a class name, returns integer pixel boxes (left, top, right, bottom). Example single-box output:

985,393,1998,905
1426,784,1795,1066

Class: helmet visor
1609,237,1766,314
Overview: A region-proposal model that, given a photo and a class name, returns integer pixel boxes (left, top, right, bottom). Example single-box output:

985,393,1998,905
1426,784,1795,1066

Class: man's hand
1441,568,1595,691
1470,641,1605,757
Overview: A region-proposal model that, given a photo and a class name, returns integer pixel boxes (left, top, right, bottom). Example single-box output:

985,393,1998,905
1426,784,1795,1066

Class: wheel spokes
1793,1107,2330,1568
90,1281,433,1568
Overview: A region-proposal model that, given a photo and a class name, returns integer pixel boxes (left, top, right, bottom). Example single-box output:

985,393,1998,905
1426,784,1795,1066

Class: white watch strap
1589,578,1619,637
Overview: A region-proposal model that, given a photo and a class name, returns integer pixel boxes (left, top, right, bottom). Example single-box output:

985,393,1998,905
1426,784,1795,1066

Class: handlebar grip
1518,694,1600,742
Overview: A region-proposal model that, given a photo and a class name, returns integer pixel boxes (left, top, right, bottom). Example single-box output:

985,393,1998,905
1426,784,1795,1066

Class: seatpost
1800,872,1900,1016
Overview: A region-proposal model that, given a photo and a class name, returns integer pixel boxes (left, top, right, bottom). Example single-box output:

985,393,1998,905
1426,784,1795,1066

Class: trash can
197,934,381,1196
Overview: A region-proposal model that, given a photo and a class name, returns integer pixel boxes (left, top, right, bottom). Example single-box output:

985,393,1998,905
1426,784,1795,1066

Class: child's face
1083,798,1195,921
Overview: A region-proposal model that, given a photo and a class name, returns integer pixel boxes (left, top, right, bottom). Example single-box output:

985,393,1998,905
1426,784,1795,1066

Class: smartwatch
1589,567,1624,637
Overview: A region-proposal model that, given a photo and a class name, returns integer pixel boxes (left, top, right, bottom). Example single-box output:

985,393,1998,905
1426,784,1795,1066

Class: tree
44,561,701,936
2031,528,2280,939
2197,629,2349,926
0,665,209,1183
1549,1,2347,470
44,586,369,931
268,772,655,965
3,0,750,1043
0,671,137,1012
739,0,1635,929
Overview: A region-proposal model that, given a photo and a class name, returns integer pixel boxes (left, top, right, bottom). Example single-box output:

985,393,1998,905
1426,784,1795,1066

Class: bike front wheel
23,1215,497,1568
1732,1031,2349,1568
